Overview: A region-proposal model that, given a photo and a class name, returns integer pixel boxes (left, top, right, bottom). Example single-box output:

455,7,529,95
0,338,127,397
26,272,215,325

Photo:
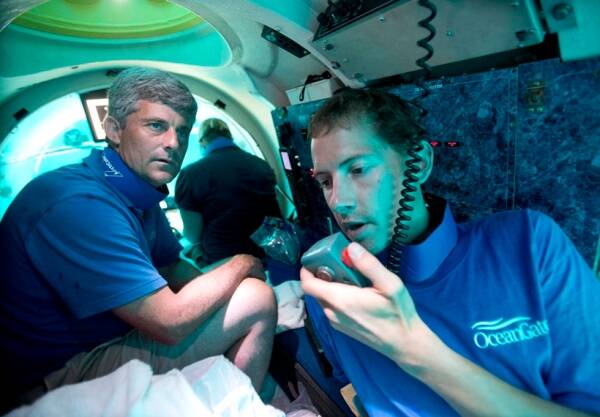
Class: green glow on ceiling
12,0,204,39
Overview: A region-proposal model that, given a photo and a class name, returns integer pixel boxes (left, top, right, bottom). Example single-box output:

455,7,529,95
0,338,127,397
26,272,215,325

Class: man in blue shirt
175,118,281,264
301,89,600,416
0,67,276,412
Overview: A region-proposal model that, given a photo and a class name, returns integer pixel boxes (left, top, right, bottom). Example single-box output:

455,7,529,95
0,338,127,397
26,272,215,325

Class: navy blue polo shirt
175,137,281,263
0,148,181,392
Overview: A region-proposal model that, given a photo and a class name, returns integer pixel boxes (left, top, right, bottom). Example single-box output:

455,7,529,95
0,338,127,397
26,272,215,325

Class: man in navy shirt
175,118,281,264
301,89,600,416
0,67,276,412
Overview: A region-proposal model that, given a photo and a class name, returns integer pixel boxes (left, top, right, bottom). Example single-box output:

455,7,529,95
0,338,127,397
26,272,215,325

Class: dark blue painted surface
514,58,600,265
388,68,518,222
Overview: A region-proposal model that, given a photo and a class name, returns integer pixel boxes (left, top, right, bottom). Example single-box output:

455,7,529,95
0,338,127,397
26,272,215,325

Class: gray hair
107,67,197,128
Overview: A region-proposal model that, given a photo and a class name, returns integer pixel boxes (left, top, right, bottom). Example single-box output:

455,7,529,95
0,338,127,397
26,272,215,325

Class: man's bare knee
226,278,277,331
234,278,277,318
223,279,276,391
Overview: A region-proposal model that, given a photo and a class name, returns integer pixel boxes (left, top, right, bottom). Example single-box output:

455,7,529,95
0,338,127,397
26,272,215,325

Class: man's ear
415,139,434,185
104,116,122,149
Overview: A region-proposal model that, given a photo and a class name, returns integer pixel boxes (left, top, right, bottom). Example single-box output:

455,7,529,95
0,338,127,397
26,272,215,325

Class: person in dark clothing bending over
175,118,281,265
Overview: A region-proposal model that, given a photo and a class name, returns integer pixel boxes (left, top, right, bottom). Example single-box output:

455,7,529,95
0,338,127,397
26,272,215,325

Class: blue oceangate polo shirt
306,201,600,416
0,148,182,392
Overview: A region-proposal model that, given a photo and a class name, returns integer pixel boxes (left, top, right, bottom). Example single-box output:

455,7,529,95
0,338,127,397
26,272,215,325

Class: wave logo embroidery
471,316,549,349
102,154,123,178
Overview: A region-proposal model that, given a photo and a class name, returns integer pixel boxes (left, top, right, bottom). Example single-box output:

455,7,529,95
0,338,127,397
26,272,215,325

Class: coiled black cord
412,0,437,118
387,0,436,276
387,140,425,274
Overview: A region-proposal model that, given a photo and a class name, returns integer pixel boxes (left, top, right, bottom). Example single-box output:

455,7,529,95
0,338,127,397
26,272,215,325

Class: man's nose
330,180,355,215
163,127,179,149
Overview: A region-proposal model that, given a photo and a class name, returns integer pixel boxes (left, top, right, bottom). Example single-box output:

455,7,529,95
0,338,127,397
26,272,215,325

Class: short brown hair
199,118,232,143
308,89,426,153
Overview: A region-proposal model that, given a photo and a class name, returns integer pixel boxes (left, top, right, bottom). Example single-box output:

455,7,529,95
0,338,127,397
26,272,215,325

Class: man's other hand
231,254,267,281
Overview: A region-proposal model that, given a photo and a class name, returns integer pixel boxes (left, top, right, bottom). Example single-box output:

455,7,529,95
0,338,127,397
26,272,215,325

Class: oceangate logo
471,316,549,349
102,154,123,177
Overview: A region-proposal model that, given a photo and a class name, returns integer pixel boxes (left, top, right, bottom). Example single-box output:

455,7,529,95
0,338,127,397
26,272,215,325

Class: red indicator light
430,140,440,147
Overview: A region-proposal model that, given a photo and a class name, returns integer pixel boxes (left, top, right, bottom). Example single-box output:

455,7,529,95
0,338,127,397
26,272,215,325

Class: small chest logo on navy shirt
471,316,549,349
102,154,123,177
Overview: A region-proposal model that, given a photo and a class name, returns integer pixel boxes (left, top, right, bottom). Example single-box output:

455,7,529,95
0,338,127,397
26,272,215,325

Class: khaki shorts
44,328,208,392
